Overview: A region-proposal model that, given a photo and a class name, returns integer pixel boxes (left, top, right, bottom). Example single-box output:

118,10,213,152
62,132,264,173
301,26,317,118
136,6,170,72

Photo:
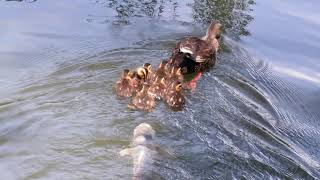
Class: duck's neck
201,22,220,44
201,32,216,44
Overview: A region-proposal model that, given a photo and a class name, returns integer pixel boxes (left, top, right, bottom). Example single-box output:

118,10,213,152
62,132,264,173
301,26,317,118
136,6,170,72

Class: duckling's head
137,67,147,80
170,66,176,75
175,67,182,76
158,60,168,69
160,77,166,85
143,63,152,73
122,69,130,78
203,21,222,41
165,62,172,72
169,81,182,92
175,82,183,92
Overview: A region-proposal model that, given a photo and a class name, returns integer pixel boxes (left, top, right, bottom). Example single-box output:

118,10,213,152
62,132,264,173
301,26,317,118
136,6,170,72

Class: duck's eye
216,34,221,39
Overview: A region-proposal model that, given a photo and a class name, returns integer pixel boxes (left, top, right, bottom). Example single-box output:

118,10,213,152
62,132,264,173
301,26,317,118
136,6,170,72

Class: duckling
127,70,143,93
164,81,185,111
115,69,135,97
143,63,153,82
151,60,168,81
148,77,166,100
164,61,173,75
128,84,156,112
169,22,222,74
167,66,183,83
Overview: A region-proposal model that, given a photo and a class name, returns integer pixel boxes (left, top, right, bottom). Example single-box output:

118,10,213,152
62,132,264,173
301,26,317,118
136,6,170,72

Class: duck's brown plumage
169,22,222,74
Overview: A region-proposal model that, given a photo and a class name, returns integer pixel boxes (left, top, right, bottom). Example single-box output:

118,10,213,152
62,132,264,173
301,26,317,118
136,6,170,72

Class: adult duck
169,21,222,74
168,21,222,90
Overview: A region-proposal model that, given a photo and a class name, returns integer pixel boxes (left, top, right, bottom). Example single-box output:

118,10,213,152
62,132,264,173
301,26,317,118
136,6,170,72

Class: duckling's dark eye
216,34,221,40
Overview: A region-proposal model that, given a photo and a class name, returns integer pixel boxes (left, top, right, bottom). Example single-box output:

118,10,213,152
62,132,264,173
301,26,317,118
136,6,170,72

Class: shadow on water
1,0,320,179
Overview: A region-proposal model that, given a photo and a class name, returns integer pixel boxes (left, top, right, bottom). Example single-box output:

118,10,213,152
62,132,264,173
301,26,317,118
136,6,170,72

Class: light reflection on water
1,0,320,179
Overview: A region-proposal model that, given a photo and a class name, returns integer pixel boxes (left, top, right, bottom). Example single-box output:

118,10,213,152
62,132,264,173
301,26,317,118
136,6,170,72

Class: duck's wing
178,37,200,55
179,37,214,63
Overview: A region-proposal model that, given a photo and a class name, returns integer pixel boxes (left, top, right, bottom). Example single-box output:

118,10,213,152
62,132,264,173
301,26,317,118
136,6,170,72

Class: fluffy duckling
128,63,152,90
115,69,135,97
152,60,168,81
164,81,185,111
169,22,222,73
164,61,173,75
167,66,183,83
128,84,156,112
143,63,153,82
148,77,166,100
128,70,143,93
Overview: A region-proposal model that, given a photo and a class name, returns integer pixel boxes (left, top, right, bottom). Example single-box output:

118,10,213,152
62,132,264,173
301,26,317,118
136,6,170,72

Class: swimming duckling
143,63,153,82
152,60,168,81
148,77,166,100
169,22,222,73
127,70,143,93
115,69,135,97
164,81,185,111
128,84,156,112
164,61,173,75
167,66,183,83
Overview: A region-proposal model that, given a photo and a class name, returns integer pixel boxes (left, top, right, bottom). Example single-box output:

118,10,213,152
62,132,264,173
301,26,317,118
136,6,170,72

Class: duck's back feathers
169,37,217,74
178,37,214,63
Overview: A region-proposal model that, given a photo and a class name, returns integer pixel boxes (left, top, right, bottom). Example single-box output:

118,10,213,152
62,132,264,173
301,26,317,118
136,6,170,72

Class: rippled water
1,0,320,179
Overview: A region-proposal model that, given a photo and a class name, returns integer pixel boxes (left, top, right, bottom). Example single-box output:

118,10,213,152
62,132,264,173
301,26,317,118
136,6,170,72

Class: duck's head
169,81,182,92
158,60,168,69
122,69,130,78
137,67,147,80
203,21,222,41
143,63,152,73
175,82,183,92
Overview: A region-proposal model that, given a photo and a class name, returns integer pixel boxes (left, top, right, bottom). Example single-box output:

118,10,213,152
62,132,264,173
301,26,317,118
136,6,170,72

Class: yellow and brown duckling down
164,81,185,111
115,69,135,97
148,77,166,100
151,60,167,81
115,21,223,111
128,84,156,112
115,61,186,112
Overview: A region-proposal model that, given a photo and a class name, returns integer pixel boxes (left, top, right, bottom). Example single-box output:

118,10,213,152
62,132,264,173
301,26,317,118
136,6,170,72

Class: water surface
0,0,320,179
